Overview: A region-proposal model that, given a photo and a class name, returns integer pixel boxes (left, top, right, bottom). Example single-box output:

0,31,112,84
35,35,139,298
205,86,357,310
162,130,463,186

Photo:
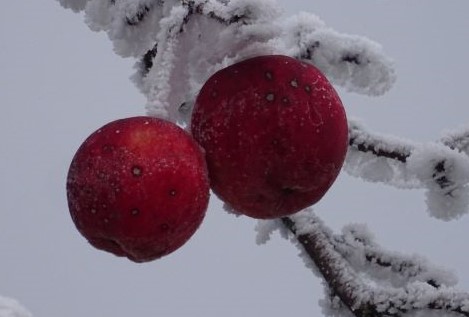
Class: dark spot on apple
169,189,177,197
304,85,311,93
211,90,218,98
266,93,275,102
282,187,296,195
160,223,170,232
130,208,140,216
131,165,143,177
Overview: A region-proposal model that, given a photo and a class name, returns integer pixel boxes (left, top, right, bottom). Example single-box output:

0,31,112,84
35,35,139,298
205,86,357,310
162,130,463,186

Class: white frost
441,124,469,156
347,118,469,220
408,143,469,220
345,118,419,188
56,0,89,12
63,0,396,122
254,219,289,245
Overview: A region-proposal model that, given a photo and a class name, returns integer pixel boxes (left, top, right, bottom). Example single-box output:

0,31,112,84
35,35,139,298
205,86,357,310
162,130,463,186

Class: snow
347,118,469,220
58,0,396,123
284,15,396,96
257,208,468,315
442,124,469,156
346,117,419,188
408,143,469,220
0,296,32,317
255,218,287,245
56,0,89,12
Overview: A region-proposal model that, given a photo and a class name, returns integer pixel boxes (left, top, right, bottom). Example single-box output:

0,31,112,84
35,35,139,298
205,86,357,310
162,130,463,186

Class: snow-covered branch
347,119,469,220
57,0,395,121
281,210,469,317
334,223,457,289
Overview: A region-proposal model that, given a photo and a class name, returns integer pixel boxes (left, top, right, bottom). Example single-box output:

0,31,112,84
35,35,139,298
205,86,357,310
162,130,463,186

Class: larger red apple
191,55,348,219
66,116,210,262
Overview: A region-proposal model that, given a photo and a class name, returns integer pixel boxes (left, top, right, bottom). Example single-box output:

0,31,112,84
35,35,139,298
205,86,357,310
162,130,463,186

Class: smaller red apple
66,116,210,263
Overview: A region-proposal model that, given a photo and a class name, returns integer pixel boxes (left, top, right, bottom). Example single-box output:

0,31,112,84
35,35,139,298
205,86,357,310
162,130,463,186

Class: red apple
191,55,348,219
66,116,210,262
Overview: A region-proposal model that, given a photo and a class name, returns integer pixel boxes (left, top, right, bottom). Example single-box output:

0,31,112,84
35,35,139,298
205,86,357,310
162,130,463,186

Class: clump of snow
83,1,114,33
0,296,32,317
341,223,376,246
441,124,469,156
408,143,469,220
281,12,396,96
56,0,89,12
255,219,288,245
221,201,242,217
255,219,279,245
424,187,469,220
304,31,394,95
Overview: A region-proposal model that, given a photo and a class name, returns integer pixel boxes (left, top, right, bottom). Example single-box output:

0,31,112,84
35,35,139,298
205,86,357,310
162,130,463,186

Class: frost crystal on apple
57,0,469,316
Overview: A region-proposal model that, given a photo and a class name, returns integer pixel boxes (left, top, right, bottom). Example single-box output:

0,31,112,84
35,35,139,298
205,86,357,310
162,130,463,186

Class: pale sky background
1,1,469,316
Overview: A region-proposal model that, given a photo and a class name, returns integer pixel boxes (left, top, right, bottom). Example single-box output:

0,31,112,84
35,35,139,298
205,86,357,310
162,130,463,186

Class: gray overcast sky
1,1,469,316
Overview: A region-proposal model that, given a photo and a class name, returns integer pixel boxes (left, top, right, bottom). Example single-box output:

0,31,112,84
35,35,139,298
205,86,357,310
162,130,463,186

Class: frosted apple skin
191,55,348,219
66,116,210,262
